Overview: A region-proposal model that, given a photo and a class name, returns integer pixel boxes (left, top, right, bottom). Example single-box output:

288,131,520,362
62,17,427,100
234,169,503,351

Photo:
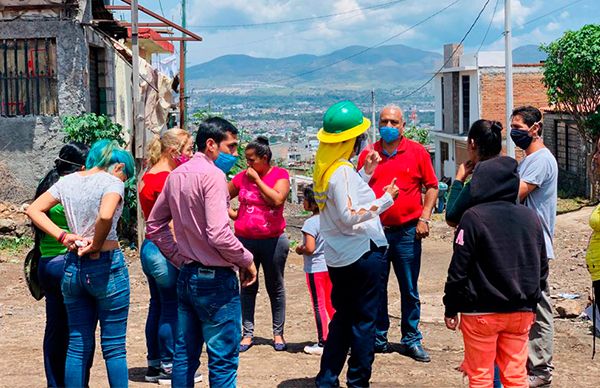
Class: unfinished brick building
431,43,547,179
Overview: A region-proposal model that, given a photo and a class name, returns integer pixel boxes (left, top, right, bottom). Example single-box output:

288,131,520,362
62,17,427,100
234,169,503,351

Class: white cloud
546,21,561,32
492,0,541,28
136,0,600,64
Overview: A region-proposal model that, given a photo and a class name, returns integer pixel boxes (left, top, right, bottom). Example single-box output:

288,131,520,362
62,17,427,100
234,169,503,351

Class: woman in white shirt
313,101,398,388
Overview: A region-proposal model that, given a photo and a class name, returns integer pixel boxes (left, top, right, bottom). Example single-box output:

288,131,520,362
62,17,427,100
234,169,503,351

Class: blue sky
112,0,599,65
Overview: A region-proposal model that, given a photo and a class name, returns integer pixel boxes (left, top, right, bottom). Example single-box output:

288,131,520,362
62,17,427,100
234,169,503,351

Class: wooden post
131,0,146,249
179,40,185,128
291,171,298,204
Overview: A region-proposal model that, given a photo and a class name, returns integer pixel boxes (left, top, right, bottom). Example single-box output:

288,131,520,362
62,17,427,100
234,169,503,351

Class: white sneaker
158,371,202,385
303,343,324,355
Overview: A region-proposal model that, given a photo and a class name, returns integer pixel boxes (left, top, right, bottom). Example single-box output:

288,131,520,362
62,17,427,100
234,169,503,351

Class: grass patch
0,236,34,255
557,197,592,214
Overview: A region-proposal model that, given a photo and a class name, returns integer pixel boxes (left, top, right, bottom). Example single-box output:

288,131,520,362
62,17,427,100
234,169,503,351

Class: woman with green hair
313,101,398,387
27,139,134,387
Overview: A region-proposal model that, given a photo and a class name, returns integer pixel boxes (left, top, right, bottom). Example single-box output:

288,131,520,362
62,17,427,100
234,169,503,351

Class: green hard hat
317,100,371,143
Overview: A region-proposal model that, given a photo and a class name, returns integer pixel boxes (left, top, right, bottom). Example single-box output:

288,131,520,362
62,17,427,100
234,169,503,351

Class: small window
0,38,58,117
441,77,445,130
440,141,449,162
462,75,470,133
89,46,109,115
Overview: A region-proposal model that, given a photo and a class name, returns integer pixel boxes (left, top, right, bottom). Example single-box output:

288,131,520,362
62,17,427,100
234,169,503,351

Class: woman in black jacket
443,156,548,388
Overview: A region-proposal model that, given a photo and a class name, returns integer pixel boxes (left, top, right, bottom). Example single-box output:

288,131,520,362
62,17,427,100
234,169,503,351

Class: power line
522,0,587,27
398,0,491,100
188,0,411,29
477,0,500,53
204,4,387,51
157,0,166,18
272,0,462,85
490,0,588,39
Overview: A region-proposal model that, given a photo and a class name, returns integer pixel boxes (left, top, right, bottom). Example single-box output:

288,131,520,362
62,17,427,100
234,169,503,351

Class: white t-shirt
48,171,124,241
301,214,326,273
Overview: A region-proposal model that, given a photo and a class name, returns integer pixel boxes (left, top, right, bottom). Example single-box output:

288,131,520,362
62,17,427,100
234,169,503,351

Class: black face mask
353,133,368,156
510,128,533,150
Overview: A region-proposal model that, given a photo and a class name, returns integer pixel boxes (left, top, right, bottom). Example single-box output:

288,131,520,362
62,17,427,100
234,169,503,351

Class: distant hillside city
186,43,546,175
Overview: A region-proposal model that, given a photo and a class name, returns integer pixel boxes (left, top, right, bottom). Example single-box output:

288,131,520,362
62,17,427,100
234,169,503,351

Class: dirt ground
1,207,600,387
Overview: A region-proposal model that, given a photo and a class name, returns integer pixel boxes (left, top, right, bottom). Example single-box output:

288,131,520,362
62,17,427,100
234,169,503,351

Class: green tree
404,124,431,145
62,113,127,146
541,24,600,196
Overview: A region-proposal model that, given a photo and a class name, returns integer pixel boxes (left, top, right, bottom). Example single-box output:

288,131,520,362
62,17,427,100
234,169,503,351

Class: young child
296,187,334,355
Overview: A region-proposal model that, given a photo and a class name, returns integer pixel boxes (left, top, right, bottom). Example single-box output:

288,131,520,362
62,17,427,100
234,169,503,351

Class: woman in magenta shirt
229,136,291,352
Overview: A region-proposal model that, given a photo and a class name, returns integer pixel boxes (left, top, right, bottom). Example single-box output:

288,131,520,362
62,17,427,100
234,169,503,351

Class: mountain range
187,44,546,89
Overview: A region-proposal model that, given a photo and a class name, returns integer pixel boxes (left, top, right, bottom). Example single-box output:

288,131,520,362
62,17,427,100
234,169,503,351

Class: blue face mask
379,126,400,143
214,152,238,174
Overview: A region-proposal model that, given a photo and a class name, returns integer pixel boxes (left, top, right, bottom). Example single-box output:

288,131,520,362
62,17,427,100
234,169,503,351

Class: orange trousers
460,312,535,388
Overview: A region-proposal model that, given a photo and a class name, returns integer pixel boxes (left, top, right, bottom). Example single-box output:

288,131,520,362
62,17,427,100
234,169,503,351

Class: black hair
246,135,272,163
303,186,318,211
195,117,239,152
511,106,543,135
34,142,89,200
467,119,503,160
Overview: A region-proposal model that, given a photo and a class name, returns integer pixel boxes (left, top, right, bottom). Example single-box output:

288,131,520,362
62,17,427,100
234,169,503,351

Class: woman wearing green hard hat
313,100,399,387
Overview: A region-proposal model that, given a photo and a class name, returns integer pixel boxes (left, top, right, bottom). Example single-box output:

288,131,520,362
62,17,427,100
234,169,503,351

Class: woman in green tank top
33,142,89,388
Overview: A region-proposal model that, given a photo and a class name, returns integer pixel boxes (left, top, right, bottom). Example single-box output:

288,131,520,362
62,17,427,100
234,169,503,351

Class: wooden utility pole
131,0,146,248
179,0,186,128
371,89,376,145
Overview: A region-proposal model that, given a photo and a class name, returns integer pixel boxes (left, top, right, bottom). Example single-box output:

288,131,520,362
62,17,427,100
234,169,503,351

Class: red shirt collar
375,137,408,158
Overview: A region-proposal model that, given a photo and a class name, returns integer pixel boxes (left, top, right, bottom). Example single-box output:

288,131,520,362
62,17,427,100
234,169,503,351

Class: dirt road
1,207,599,387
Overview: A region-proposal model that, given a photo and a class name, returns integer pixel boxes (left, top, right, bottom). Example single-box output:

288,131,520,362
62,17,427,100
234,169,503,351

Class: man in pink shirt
147,117,257,387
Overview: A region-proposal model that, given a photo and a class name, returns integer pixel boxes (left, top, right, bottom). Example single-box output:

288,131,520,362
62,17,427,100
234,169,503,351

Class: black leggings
238,235,289,337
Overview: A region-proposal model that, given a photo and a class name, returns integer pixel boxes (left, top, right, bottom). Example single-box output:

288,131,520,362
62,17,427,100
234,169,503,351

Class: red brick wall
480,71,547,126
480,70,546,162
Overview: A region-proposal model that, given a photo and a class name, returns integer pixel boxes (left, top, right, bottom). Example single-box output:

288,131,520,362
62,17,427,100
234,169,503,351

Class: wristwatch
418,218,431,225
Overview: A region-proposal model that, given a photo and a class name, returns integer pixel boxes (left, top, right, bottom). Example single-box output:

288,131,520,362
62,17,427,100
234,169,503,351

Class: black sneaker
158,370,202,386
145,366,162,383
398,344,431,362
374,343,391,354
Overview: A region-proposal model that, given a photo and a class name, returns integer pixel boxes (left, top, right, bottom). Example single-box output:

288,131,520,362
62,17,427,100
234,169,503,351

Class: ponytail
146,135,163,167
145,128,191,167
467,119,503,160
246,135,272,163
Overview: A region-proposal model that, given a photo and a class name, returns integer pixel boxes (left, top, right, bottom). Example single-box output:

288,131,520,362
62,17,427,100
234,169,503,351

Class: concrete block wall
0,19,88,203
543,113,589,197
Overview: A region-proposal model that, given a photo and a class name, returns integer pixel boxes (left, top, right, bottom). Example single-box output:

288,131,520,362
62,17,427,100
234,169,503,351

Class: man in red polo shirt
358,104,438,362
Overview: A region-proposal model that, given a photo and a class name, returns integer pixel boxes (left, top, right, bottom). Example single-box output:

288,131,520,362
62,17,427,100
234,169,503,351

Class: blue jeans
376,224,423,347
38,254,69,387
494,364,503,387
316,243,386,388
62,250,130,387
172,263,241,388
141,239,178,369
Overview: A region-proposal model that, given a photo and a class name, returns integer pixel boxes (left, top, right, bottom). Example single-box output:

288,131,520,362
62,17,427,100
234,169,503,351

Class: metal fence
0,38,58,117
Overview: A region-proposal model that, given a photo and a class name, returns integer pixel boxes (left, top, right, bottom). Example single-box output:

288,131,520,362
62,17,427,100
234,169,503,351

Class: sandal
273,340,287,351
239,338,254,352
